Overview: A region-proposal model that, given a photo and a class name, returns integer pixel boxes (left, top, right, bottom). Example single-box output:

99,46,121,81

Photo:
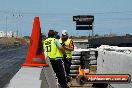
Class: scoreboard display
73,15,94,30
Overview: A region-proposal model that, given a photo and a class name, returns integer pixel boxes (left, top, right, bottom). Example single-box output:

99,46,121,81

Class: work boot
67,76,72,83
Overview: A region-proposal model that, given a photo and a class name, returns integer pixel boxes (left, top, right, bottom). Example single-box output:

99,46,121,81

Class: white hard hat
62,30,68,35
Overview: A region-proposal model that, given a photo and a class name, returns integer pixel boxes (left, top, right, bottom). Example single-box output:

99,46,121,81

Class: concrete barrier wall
97,49,132,88
5,56,58,88
88,36,132,47
5,67,42,88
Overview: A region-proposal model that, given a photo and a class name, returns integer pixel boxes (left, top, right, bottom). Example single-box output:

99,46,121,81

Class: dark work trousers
62,58,72,77
50,59,67,88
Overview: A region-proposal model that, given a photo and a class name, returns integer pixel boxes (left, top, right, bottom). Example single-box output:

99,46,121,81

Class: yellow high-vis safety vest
43,38,63,60
59,38,72,58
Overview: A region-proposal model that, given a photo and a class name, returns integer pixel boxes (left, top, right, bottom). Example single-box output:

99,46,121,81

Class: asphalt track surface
0,45,27,88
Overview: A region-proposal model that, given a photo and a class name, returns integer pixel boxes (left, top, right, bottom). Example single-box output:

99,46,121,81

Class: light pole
5,16,7,37
13,14,23,38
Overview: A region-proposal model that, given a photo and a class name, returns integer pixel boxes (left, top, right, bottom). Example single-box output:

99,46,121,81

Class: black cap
48,30,55,38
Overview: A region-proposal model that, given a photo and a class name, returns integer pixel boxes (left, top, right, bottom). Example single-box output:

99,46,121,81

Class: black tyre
70,70,79,74
72,52,81,56
89,60,97,65
69,74,77,78
72,56,81,60
76,76,87,85
71,60,80,65
70,65,80,70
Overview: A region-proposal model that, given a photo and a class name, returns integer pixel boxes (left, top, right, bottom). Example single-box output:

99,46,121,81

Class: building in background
0,31,6,37
7,31,13,37
0,31,17,38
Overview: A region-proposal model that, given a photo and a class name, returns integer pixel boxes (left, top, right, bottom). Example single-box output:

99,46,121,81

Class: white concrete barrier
5,57,57,88
97,45,132,88
5,67,42,88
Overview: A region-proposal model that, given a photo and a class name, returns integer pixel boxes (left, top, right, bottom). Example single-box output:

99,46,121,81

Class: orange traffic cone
22,16,48,67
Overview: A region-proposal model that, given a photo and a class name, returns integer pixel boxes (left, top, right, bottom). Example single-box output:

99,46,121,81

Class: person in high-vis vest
59,30,74,82
43,30,68,88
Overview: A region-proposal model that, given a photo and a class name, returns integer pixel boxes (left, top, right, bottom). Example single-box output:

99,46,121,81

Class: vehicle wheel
76,76,87,85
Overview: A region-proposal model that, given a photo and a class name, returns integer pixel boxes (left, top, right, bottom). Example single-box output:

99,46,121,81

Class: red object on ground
22,16,48,67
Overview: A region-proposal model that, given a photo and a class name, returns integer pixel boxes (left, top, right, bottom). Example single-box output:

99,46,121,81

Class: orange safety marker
22,16,48,67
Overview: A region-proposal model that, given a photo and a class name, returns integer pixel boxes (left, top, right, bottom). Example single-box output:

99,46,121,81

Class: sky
0,0,132,36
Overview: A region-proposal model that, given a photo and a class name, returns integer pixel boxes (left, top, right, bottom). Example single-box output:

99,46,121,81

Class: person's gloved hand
63,54,67,59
